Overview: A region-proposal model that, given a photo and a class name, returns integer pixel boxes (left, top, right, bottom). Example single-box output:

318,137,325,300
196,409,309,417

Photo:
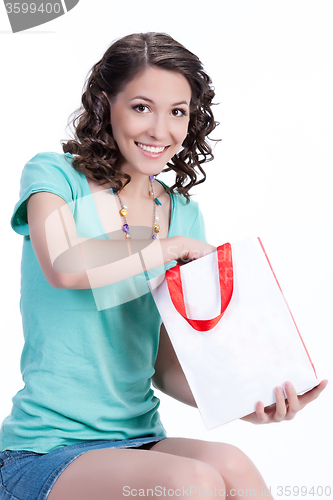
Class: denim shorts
0,436,166,500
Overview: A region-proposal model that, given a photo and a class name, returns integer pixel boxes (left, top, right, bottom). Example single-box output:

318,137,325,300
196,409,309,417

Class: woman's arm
152,322,197,408
26,191,216,289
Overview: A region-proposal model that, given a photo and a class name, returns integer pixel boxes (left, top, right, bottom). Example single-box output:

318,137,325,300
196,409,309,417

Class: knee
219,444,255,478
193,459,226,487
170,458,226,496
190,441,255,480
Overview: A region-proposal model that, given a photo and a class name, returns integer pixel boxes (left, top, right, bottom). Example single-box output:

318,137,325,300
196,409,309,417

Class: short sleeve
188,205,207,243
11,152,74,236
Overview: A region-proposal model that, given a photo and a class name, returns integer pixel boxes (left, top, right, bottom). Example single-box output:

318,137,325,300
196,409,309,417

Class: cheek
174,120,190,144
110,106,133,142
125,118,146,139
114,115,146,143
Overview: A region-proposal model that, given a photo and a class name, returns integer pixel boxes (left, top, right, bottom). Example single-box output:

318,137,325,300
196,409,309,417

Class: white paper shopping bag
148,237,318,429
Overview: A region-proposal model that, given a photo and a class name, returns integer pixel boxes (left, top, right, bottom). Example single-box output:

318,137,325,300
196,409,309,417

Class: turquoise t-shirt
0,152,207,454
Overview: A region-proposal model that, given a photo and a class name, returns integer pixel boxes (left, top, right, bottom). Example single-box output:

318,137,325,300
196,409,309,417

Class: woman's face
109,66,191,177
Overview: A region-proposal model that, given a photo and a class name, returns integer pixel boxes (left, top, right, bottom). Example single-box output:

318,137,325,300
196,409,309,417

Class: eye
171,108,187,117
133,104,150,113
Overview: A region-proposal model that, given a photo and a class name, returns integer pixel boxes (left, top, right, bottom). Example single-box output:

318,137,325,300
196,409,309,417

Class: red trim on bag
257,237,317,378
165,243,233,332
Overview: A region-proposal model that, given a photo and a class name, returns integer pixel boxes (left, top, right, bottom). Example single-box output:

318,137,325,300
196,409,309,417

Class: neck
116,164,156,202
114,166,160,241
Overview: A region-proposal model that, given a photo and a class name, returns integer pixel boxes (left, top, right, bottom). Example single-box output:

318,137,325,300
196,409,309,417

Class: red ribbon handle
165,243,233,332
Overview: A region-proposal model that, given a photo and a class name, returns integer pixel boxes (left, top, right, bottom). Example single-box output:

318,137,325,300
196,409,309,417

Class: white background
0,0,332,496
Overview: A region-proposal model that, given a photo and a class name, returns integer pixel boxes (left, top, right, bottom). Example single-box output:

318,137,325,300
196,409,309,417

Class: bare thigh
148,437,272,500
48,445,225,500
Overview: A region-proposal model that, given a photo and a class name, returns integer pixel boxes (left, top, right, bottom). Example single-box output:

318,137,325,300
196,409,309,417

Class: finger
273,386,287,422
284,381,300,420
255,401,270,424
298,379,329,407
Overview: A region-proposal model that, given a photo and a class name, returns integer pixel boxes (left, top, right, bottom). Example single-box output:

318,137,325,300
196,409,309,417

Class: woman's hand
176,237,217,265
241,379,328,424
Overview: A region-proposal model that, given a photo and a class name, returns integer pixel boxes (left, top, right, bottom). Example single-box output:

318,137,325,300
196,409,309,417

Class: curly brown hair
61,32,220,203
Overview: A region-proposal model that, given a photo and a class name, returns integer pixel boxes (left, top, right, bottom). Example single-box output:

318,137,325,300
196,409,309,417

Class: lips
135,142,170,159
135,142,169,154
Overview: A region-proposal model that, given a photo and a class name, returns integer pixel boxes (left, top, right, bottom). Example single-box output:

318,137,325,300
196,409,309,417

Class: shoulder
11,152,83,236
19,151,84,194
24,151,77,176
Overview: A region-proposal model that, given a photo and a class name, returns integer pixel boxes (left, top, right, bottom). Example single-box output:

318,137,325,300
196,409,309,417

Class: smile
136,142,169,154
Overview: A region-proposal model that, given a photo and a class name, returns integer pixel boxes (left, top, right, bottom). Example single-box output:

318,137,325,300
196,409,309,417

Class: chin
136,159,170,176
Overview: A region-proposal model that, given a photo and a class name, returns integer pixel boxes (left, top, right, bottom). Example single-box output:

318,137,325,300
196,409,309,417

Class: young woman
0,32,327,500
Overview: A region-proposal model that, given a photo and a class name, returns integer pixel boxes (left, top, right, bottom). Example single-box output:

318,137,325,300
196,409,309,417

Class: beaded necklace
109,175,162,240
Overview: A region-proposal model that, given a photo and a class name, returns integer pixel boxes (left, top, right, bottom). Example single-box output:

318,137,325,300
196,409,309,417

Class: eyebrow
130,95,189,107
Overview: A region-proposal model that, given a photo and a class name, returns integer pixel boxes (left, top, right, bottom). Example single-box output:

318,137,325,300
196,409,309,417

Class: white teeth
137,143,166,154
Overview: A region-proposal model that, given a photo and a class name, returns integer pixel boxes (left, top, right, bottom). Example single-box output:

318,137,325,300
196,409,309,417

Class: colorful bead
110,175,161,241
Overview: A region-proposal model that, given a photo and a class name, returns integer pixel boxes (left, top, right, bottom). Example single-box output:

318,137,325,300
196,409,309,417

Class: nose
147,114,169,142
